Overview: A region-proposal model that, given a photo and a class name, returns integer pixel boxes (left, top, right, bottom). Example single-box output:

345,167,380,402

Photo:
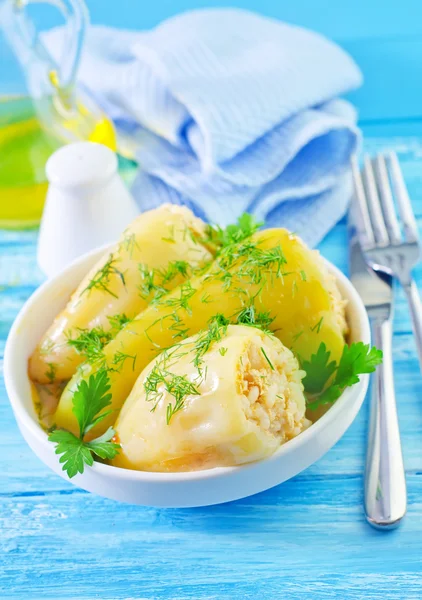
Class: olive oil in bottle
0,95,117,228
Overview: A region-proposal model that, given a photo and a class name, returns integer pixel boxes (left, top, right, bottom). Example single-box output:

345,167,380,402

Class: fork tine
362,155,390,246
385,151,419,243
351,155,375,247
372,155,402,244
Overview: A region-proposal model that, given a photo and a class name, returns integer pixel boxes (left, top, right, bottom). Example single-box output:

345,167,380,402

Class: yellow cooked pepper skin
112,325,307,472
29,204,213,383
55,228,346,437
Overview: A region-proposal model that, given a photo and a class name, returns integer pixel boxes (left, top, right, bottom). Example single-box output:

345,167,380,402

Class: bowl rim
4,244,370,484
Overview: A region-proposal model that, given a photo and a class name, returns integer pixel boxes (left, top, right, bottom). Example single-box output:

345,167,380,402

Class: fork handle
403,279,422,369
365,317,407,529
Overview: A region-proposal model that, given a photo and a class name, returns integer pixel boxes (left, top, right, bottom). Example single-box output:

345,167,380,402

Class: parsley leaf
72,370,112,435
48,371,120,478
303,342,383,410
301,342,337,394
336,342,383,387
48,430,94,479
86,427,121,459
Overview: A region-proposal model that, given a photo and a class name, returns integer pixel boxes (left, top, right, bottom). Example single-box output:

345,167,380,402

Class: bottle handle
1,0,88,96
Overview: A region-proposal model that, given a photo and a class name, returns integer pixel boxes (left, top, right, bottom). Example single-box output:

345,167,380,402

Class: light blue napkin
44,9,362,246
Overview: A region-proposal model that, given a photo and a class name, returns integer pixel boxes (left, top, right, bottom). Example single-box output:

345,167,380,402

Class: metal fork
354,151,422,367
351,154,411,528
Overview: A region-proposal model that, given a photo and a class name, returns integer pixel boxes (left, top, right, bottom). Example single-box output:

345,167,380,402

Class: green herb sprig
67,314,131,365
67,326,113,364
204,213,264,250
157,281,197,313
139,260,194,304
45,362,57,383
48,371,120,478
211,241,287,289
83,255,126,298
144,365,200,424
260,347,275,370
302,342,383,409
235,305,275,332
192,314,230,369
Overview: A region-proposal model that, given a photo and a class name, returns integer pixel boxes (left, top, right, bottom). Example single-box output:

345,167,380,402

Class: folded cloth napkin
44,8,362,247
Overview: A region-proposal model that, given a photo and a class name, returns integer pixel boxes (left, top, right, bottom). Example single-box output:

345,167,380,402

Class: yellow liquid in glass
0,96,117,228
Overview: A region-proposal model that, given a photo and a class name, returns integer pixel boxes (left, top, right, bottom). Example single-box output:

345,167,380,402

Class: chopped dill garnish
204,213,263,250
213,241,287,288
243,245,286,281
138,264,162,300
144,365,200,424
224,213,264,245
300,270,307,281
83,255,126,298
107,313,131,330
138,264,154,292
139,261,193,303
235,305,275,332
201,293,212,304
120,231,140,258
144,318,166,348
158,281,197,313
260,347,275,370
193,314,230,369
168,314,190,340
67,327,113,364
160,260,190,284
231,285,249,298
219,347,228,356
311,317,324,334
292,330,304,343
45,362,57,383
111,351,137,372
67,314,130,364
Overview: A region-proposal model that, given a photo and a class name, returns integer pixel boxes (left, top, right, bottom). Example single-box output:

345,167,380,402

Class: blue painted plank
2,476,422,599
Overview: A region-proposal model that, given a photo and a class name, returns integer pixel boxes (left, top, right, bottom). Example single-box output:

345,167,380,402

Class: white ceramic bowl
4,246,370,508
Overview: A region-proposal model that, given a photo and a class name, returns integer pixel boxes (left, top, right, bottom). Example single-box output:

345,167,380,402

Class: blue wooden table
2,2,422,598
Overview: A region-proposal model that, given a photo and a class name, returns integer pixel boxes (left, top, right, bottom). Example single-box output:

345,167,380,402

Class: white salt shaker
37,141,139,277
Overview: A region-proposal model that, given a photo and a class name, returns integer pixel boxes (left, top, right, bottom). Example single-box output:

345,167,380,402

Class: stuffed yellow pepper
29,204,213,383
112,324,309,471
